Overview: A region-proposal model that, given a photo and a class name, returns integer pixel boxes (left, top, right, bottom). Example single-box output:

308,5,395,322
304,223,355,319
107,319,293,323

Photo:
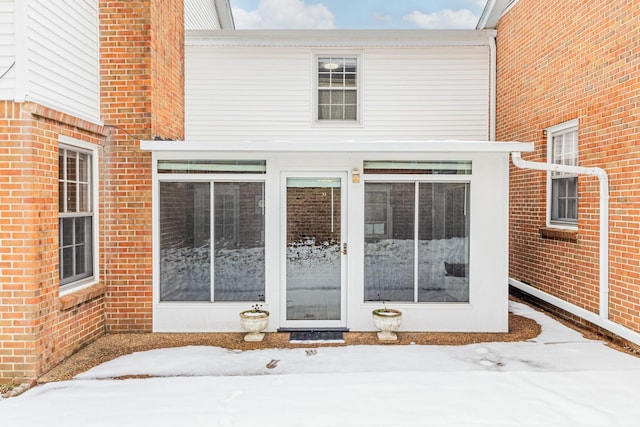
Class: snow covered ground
2,301,640,426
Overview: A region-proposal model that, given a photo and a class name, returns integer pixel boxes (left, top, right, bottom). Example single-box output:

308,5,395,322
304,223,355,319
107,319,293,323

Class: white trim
186,29,498,48
213,0,235,29
141,140,533,154
510,278,640,347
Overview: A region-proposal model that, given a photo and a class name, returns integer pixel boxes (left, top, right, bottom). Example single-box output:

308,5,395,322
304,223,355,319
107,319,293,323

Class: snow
2,301,640,426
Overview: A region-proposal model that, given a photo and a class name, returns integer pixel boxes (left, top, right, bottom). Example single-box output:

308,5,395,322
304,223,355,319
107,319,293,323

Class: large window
159,181,265,302
59,145,94,287
317,56,358,122
547,120,578,226
363,161,471,303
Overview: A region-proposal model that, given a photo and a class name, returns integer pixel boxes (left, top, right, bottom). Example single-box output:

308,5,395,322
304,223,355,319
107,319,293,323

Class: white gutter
509,152,635,343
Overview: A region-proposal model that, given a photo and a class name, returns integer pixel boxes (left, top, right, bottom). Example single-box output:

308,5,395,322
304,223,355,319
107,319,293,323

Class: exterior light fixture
352,168,360,184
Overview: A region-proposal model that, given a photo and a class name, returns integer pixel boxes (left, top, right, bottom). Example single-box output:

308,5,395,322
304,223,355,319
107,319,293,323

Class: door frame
279,170,348,329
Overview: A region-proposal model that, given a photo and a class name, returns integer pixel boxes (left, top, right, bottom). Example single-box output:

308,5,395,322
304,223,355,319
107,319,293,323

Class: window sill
539,227,578,243
59,282,106,311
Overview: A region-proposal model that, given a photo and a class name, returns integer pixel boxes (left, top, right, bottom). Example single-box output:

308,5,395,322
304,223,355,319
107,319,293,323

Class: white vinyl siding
185,0,221,30
0,0,15,99
23,0,99,122
186,43,490,142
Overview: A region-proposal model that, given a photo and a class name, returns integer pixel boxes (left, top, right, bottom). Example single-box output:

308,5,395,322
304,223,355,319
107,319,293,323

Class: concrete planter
372,308,402,341
239,310,270,342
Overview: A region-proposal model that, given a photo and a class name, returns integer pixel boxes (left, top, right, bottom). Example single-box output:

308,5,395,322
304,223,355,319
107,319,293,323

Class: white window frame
313,52,362,125
546,119,579,228
58,136,99,295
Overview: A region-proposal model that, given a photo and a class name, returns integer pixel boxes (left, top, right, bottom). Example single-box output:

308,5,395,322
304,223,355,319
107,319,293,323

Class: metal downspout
489,36,497,141
510,152,610,320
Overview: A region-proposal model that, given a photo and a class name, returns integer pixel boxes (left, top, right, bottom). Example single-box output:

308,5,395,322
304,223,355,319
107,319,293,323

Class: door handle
342,242,347,255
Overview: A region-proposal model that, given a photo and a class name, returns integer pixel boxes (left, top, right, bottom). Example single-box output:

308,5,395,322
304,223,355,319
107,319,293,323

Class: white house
142,28,532,334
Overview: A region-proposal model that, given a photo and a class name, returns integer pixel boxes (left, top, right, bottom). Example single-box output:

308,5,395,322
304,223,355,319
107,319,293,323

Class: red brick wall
100,0,184,332
496,0,640,332
0,101,107,383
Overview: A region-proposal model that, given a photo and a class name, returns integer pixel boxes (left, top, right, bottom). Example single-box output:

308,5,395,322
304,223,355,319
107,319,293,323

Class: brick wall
100,0,184,332
0,101,107,383
496,0,640,332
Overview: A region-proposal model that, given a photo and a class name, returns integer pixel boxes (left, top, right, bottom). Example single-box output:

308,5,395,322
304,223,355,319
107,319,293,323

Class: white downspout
510,152,610,320
489,36,497,141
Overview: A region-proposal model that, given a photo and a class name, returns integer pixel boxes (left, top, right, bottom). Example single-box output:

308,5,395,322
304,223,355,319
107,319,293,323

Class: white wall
0,0,15,99
185,0,220,30
185,34,491,142
5,0,100,122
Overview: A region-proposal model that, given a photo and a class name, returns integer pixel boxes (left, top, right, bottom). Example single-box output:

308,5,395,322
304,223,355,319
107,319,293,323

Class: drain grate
289,330,344,341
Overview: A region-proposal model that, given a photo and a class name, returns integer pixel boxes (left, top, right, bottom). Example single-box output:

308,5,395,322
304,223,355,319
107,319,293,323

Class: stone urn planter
372,308,402,341
239,309,270,342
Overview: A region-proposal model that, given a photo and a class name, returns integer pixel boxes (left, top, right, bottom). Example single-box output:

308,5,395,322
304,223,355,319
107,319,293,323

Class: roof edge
214,0,234,29
477,0,518,29
186,29,497,47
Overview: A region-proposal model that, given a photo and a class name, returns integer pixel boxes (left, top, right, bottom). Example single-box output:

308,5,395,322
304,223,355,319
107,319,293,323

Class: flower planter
372,308,402,341
239,310,270,342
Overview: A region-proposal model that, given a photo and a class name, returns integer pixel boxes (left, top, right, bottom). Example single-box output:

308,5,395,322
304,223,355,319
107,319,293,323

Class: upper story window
59,141,97,289
547,119,579,226
316,56,358,122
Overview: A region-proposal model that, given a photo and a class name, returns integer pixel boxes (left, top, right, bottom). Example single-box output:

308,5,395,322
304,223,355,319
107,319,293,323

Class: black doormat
288,330,344,341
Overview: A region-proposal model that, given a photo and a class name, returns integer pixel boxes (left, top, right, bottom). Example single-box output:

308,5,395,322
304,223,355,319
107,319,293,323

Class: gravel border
37,312,540,383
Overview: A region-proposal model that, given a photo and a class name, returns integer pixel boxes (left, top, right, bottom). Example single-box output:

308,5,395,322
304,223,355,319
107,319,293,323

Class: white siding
185,0,220,30
0,0,15,100
24,0,99,122
186,44,490,142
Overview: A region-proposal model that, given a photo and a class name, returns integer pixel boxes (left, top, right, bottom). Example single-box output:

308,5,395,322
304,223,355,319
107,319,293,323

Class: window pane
318,105,330,120
59,181,65,211
344,73,356,88
62,218,74,246
67,182,77,212
159,182,211,301
330,105,344,120
344,105,357,121
364,183,415,302
67,152,77,181
78,153,89,181
330,90,343,105
318,90,331,104
157,160,266,174
344,91,356,104
59,152,65,180
75,217,86,244
418,183,469,303
79,183,89,212
344,58,356,71
330,72,344,87
62,247,74,279
214,182,265,302
318,72,330,87
75,245,86,275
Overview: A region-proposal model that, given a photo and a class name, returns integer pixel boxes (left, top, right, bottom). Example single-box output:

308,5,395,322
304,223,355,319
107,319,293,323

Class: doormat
288,330,345,343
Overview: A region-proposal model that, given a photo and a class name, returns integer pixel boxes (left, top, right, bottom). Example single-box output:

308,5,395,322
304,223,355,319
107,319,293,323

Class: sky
3,301,640,426
230,0,489,30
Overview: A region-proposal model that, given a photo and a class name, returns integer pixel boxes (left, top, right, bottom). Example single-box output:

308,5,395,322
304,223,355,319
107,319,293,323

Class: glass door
282,173,347,328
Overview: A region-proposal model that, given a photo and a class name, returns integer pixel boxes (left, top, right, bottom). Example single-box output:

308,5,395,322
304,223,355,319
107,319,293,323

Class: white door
281,172,348,329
